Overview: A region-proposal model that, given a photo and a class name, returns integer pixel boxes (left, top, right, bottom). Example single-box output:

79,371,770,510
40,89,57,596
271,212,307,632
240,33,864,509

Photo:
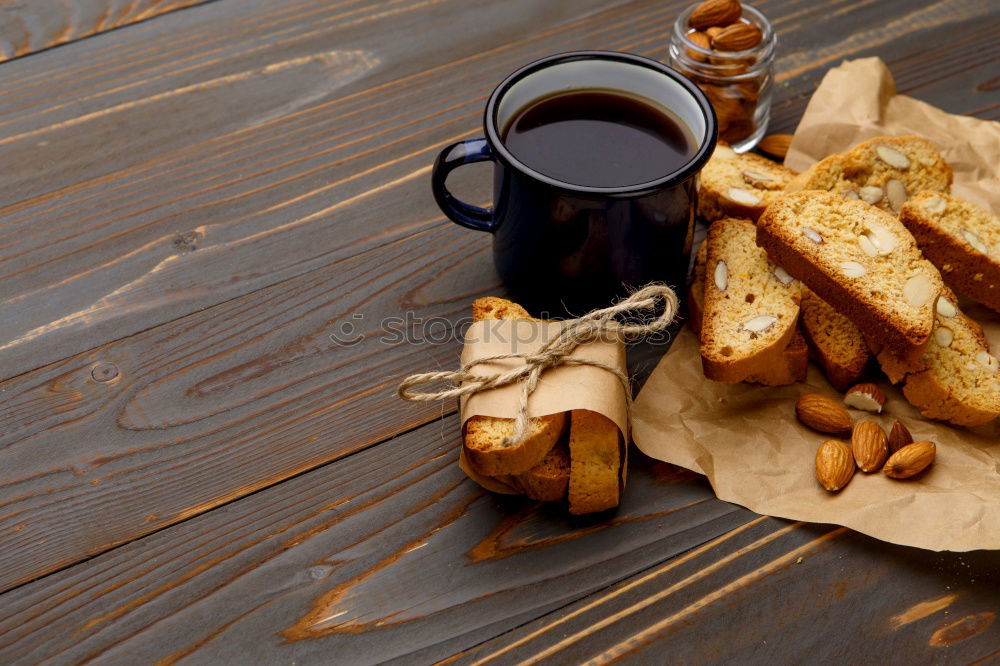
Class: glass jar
669,3,776,152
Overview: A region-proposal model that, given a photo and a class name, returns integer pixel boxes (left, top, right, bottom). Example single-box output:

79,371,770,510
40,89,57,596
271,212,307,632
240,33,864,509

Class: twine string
397,284,679,447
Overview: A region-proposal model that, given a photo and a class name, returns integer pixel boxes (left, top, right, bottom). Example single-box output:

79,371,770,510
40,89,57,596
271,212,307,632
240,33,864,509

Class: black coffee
501,89,696,188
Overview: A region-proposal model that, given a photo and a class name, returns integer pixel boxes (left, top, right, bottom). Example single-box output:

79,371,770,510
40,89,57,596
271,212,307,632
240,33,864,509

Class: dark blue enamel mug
432,50,717,315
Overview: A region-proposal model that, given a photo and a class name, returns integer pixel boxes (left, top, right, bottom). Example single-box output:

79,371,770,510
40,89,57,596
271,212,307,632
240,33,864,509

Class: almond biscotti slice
567,410,622,515
799,286,870,392
900,193,1000,314
464,297,569,476
877,291,1000,426
700,217,802,382
697,142,797,222
785,136,952,214
691,240,807,385
757,191,944,361
499,442,570,502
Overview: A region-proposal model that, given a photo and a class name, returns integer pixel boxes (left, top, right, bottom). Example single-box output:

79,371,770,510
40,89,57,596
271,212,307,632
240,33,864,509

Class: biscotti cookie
700,217,802,382
900,193,1000,314
690,240,806,385
499,442,570,502
799,286,870,392
567,410,622,515
757,191,944,360
878,291,1000,426
697,142,797,222
785,136,952,214
464,297,569,476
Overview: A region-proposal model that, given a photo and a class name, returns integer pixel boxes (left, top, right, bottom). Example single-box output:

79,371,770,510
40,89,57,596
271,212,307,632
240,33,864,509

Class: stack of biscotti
698,142,798,222
699,217,805,384
462,297,623,514
785,136,952,214
690,234,808,385
900,193,1000,314
758,190,999,425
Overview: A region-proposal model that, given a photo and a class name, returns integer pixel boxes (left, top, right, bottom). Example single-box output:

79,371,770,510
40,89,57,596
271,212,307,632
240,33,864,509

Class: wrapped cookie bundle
399,287,677,514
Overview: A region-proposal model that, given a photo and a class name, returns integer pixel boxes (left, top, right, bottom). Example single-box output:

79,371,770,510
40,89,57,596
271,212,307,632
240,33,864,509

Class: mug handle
432,137,497,232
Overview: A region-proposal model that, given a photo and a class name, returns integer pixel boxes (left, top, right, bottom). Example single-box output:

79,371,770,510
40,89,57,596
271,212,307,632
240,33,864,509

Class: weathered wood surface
451,519,1000,664
0,422,746,664
0,0,210,62
1,0,995,383
0,223,498,593
0,0,998,663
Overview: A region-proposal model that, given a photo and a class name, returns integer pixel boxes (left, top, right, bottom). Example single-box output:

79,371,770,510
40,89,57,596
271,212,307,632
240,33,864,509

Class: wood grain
0,424,744,664
0,0,637,381
0,0,209,62
0,0,994,383
0,222,503,593
450,519,1000,664
0,0,998,662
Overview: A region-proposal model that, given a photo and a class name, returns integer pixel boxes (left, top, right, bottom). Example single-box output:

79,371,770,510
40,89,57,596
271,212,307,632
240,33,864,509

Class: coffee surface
501,89,695,188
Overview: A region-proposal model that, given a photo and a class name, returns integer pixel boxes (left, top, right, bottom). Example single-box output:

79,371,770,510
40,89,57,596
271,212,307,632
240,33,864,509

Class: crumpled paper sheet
632,58,1000,551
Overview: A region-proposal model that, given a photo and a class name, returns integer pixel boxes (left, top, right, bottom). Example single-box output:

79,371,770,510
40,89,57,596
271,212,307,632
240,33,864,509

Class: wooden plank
1,0,994,383
448,518,1000,664
0,0,643,381
0,420,748,664
0,222,499,593
0,0,211,62
0,0,995,597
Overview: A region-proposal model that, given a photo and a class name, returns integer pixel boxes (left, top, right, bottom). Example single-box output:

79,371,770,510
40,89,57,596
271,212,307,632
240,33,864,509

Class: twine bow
397,284,679,447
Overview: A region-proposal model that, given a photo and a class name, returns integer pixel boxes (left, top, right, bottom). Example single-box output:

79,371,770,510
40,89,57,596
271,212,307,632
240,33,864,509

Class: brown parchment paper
633,58,1000,551
459,320,628,436
784,57,1000,214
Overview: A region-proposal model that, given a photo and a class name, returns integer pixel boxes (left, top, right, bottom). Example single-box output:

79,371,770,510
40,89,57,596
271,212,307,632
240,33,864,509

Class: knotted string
397,284,679,447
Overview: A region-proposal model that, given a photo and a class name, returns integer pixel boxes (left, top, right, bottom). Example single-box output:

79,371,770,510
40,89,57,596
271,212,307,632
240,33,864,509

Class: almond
925,195,947,215
934,326,953,348
843,189,860,201
936,296,957,318
852,421,889,472
902,273,935,308
844,383,885,413
711,22,763,51
714,260,729,291
883,441,935,479
758,134,792,159
886,179,908,212
686,31,712,61
705,26,725,39
689,0,742,30
816,440,855,492
801,227,823,244
875,145,910,170
859,186,883,204
840,261,867,278
961,228,989,254
726,187,762,206
888,419,914,453
743,314,778,334
773,265,795,285
796,393,853,437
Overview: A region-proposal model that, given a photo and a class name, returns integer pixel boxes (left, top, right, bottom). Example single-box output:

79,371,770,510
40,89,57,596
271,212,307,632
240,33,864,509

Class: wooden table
0,0,998,663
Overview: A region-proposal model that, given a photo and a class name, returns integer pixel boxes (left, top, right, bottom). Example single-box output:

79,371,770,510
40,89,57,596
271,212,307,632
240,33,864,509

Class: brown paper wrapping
784,57,1000,213
633,58,1000,552
458,319,629,489
459,320,628,435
